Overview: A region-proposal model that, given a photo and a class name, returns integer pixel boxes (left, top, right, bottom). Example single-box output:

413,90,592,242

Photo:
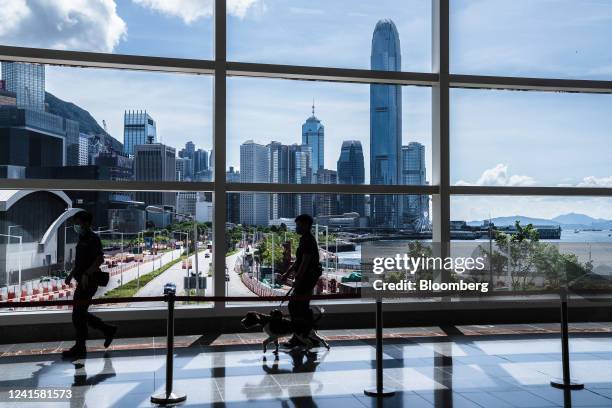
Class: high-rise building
401,142,429,230
314,169,338,217
239,141,269,226
176,192,197,217
134,142,176,207
123,110,156,155
1,62,45,111
193,149,208,174
337,140,366,216
370,19,402,229
267,142,313,220
301,103,324,179
175,157,193,181
226,166,240,224
94,151,133,181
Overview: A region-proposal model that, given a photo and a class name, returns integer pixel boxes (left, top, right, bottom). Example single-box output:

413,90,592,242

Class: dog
241,308,330,354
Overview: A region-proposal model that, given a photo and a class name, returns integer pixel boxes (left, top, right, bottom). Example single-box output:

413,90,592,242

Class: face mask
73,225,82,235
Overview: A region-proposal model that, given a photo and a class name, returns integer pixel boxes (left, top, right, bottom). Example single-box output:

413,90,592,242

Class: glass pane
227,77,432,189
451,88,612,187
228,0,431,72
0,1,213,59
0,62,212,182
0,189,214,312
451,0,612,79
451,195,612,293
225,193,432,306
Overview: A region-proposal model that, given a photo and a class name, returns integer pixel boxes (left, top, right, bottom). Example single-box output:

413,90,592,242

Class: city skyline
1,1,612,221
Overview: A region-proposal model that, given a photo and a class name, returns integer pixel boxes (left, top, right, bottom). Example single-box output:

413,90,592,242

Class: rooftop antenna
312,98,315,116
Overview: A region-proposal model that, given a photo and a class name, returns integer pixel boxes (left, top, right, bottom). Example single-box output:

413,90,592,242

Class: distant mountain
467,213,612,230
467,216,559,227
552,212,608,225
45,92,111,138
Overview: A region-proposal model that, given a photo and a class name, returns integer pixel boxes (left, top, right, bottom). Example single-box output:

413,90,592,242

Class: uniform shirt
73,229,103,282
294,232,320,283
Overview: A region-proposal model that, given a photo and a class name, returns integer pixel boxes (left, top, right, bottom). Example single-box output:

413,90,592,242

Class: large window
228,0,432,72
0,189,215,312
1,1,611,319
450,0,612,79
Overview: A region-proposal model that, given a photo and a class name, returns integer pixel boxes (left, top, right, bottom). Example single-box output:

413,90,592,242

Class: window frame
1,0,612,323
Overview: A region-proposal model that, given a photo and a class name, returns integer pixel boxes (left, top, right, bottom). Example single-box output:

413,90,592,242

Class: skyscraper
268,142,312,220
314,169,338,217
370,19,402,229
401,142,429,230
1,62,45,111
123,110,157,155
226,166,241,224
134,142,176,207
193,149,209,175
239,140,269,226
337,140,365,216
301,103,324,179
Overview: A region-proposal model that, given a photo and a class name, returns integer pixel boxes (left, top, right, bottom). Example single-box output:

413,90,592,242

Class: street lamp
315,224,329,273
147,205,199,283
1,233,22,290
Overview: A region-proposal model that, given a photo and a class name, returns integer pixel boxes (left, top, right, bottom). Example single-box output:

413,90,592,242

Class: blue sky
1,0,611,220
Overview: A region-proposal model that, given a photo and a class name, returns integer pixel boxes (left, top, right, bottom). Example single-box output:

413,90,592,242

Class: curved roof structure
0,190,72,212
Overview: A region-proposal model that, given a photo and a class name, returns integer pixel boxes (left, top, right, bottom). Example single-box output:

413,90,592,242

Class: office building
370,19,402,229
239,140,269,226
337,140,365,216
268,142,313,220
401,142,429,230
175,157,193,181
0,106,72,174
1,62,45,111
176,192,197,217
314,169,338,217
123,110,156,155
193,149,209,175
226,166,240,224
94,151,134,181
134,142,176,208
301,103,324,179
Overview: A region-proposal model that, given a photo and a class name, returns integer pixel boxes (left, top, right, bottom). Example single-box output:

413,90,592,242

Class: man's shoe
103,326,117,348
62,346,87,359
281,336,305,349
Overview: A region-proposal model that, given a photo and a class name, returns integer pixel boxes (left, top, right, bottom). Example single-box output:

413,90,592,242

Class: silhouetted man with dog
280,214,322,349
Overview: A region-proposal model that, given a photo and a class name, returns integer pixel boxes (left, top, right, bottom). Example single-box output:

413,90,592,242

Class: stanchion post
551,287,583,390
364,298,395,397
151,283,187,405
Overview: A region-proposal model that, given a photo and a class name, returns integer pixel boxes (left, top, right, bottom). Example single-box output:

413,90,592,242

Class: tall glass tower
337,140,365,216
370,19,401,229
301,103,324,179
123,110,157,155
1,62,45,111
401,142,429,230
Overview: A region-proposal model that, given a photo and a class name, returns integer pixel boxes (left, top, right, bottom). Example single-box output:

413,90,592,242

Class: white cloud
576,175,612,187
0,0,126,53
132,0,262,23
456,164,536,187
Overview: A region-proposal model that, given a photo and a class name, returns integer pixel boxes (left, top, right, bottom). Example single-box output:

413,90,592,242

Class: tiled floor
1,325,612,407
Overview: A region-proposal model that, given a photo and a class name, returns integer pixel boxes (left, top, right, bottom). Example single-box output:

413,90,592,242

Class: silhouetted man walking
63,211,116,359
280,214,322,348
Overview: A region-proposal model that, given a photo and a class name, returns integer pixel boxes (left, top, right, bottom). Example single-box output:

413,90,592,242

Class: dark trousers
72,284,108,347
288,277,318,336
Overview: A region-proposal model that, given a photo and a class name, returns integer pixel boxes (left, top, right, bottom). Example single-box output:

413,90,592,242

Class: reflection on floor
1,324,612,407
